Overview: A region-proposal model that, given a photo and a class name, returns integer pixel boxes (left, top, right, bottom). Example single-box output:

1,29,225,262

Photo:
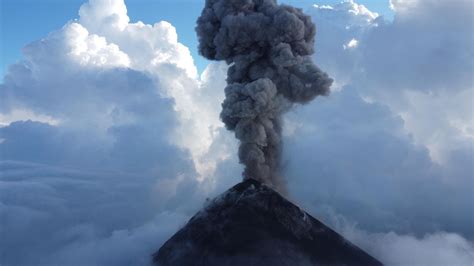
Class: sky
0,0,473,265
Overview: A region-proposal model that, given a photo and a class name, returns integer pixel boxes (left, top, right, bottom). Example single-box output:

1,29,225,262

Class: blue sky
0,0,472,265
1,0,393,78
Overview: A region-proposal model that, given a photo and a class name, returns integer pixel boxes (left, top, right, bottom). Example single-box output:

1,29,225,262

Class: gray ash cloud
196,0,332,189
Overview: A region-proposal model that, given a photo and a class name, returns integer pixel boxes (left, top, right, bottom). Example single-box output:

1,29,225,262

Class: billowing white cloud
284,87,473,237
0,0,227,180
80,0,225,179
354,231,474,266
79,0,197,78
328,212,474,266
361,0,473,94
79,0,130,31
359,0,474,163
0,109,60,126
281,0,473,262
310,0,474,162
0,161,199,266
308,0,379,89
0,0,224,265
64,23,130,67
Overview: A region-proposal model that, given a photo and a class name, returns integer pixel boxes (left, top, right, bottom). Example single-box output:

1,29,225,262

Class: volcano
153,179,383,266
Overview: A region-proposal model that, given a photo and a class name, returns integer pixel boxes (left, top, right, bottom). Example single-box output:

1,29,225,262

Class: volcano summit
153,179,383,266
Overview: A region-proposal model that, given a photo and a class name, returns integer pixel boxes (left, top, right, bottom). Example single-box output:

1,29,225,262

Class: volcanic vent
153,179,382,266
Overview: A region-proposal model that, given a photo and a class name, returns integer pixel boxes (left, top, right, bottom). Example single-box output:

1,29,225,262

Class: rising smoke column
197,0,333,189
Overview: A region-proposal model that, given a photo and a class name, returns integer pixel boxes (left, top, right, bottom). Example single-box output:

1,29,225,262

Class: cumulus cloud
79,0,130,31
354,231,474,266
284,87,473,237
310,0,474,163
325,211,474,266
307,0,379,89
0,161,197,266
0,0,225,265
282,0,473,263
0,0,229,179
361,0,473,94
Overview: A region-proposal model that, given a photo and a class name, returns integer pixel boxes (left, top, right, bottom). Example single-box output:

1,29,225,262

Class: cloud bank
1,0,473,265
1,1,227,264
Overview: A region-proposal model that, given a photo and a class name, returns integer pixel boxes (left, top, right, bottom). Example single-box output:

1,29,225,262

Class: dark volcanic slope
153,179,383,266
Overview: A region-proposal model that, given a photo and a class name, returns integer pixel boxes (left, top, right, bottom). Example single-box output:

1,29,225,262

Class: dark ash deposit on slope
153,179,383,266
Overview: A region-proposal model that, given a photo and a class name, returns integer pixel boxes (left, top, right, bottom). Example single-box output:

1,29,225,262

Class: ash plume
196,0,333,190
